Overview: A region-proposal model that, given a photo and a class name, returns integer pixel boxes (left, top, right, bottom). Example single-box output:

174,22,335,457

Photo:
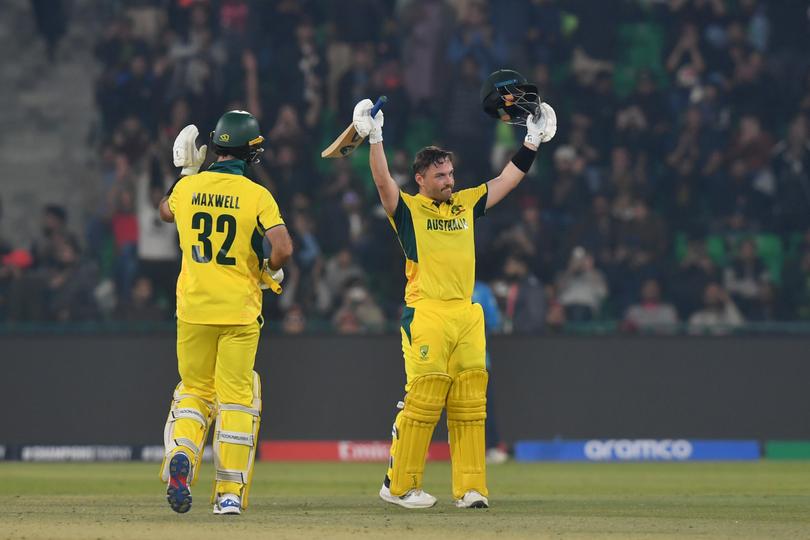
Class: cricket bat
321,96,387,158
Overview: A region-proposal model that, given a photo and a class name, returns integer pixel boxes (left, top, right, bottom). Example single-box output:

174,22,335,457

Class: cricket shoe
166,452,192,513
213,493,242,515
379,484,437,509
454,490,489,509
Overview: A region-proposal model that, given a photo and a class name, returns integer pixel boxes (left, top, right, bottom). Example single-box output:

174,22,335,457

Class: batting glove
352,98,384,144
173,124,208,176
525,102,557,146
259,259,284,294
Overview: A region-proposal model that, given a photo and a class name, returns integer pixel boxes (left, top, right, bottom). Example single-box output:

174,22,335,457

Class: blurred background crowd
2,0,810,335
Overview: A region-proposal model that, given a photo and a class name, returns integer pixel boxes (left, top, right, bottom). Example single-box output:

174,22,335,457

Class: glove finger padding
524,102,557,146
368,108,384,144
352,99,374,138
538,102,557,143
194,144,208,166
173,124,199,167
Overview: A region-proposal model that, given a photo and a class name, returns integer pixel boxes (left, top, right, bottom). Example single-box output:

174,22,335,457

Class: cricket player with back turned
157,110,293,515
352,69,556,509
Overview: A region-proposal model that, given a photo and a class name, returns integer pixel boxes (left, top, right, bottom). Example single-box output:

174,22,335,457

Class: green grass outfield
1,461,809,539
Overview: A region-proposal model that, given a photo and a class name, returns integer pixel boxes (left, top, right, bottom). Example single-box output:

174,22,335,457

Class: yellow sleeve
257,187,284,230
388,192,412,232
387,192,418,261
458,183,489,219
167,177,185,214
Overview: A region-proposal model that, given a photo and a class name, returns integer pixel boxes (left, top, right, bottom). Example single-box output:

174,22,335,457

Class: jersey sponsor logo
425,217,468,231
191,192,241,209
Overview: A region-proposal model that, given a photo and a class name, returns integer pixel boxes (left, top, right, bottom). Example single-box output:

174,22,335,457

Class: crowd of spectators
2,0,810,335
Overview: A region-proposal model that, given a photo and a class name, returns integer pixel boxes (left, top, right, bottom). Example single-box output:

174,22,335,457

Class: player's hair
412,146,453,176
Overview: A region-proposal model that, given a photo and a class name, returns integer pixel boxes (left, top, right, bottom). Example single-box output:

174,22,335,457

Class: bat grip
370,96,387,118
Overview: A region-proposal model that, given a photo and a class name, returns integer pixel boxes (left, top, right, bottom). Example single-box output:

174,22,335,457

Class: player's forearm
369,143,399,214
269,249,291,271
369,142,394,187
486,144,538,208
267,243,292,271
501,141,537,179
266,229,294,270
159,197,175,223
498,161,527,192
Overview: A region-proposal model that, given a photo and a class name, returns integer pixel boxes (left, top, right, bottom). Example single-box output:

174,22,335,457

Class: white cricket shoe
213,493,242,515
454,490,489,508
379,484,437,509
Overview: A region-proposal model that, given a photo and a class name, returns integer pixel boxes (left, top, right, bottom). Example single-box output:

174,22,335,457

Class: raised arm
486,102,557,210
353,98,399,215
369,143,400,215
159,124,209,222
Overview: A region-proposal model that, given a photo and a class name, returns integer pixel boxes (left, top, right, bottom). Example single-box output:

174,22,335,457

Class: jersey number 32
190,211,237,265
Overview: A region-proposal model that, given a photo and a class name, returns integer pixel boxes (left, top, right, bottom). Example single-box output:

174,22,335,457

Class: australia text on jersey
191,192,241,209
425,217,468,231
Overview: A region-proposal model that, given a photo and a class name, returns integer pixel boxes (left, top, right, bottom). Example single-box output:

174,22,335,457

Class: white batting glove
259,258,284,293
352,98,384,144
269,267,284,284
173,124,208,176
525,102,557,146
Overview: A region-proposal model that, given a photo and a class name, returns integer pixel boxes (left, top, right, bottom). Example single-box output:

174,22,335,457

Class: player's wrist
511,144,537,173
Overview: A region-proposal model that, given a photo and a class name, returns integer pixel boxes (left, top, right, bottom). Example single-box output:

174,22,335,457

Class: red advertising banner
259,440,451,462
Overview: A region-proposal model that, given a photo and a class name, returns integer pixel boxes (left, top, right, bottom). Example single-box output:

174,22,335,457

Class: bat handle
370,96,387,118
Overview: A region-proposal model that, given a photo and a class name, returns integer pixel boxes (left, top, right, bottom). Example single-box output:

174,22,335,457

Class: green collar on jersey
208,159,247,176
415,192,454,208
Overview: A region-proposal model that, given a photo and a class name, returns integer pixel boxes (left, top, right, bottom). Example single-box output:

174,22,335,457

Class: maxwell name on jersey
426,217,469,231
191,192,241,209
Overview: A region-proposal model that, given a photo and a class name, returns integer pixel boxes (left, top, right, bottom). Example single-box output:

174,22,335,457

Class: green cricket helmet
210,110,265,163
480,69,539,126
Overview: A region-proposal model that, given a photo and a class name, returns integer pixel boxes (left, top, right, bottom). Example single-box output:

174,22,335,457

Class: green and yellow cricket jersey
388,184,488,305
168,160,284,325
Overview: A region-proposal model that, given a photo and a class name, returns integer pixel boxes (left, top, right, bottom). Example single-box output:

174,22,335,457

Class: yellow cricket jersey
388,184,488,305
168,160,284,325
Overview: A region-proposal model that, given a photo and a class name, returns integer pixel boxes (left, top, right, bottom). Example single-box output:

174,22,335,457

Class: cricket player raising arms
157,110,293,515
353,69,556,509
